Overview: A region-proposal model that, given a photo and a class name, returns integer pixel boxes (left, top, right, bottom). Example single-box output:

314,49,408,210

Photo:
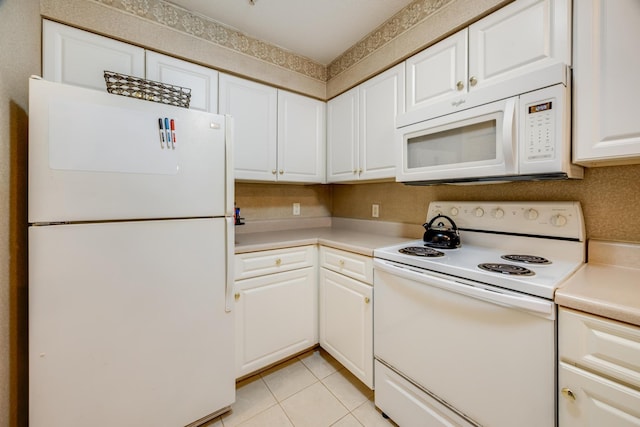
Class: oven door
373,259,556,427
396,97,517,183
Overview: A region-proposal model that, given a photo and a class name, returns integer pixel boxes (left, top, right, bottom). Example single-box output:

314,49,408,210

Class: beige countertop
555,240,640,327
234,217,421,256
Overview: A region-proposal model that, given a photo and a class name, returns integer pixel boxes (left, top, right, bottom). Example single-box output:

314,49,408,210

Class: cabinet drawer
559,362,640,426
559,308,640,389
319,246,373,284
235,245,316,280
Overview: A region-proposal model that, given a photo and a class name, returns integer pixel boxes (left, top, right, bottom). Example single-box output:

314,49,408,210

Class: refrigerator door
29,218,234,426
28,78,232,223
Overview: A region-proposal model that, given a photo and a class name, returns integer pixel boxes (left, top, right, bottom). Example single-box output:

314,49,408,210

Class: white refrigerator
28,77,235,426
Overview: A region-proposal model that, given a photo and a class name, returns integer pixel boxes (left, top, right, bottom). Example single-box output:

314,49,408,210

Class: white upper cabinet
572,0,640,166
219,74,326,183
402,0,571,124
277,90,326,183
327,63,404,183
219,74,278,181
43,20,145,91
468,0,571,91
405,30,467,113
145,51,218,113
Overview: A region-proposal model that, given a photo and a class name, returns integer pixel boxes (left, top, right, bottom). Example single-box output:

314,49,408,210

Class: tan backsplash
237,165,640,242
235,183,332,221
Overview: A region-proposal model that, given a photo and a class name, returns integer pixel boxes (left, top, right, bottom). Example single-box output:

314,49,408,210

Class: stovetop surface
374,233,585,300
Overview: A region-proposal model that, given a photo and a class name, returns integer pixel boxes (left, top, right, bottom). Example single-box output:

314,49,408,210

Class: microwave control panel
525,100,555,160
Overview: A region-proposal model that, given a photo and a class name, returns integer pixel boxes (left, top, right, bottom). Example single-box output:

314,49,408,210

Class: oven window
407,119,497,168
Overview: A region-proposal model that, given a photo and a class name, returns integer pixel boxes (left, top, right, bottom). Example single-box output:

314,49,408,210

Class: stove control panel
427,201,585,241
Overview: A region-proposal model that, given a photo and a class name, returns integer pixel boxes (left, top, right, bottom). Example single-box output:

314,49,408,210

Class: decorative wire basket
103,70,191,108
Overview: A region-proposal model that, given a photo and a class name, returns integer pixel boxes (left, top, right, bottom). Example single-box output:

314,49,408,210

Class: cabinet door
219,74,278,181
359,63,405,181
319,269,373,388
468,0,571,92
559,363,640,426
326,87,359,182
277,90,326,183
145,51,218,113
573,0,640,165
405,30,467,112
235,267,318,378
43,20,144,91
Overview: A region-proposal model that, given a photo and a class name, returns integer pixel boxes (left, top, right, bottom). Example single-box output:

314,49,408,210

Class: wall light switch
372,204,380,218
293,203,301,216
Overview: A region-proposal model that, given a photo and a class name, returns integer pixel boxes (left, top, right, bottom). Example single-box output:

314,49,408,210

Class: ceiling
167,0,415,65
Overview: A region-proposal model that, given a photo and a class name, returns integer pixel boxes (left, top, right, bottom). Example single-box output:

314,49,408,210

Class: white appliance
373,201,586,427
396,65,583,184
28,77,235,427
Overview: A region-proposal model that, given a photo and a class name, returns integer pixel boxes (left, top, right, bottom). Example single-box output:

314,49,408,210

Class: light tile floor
204,348,398,427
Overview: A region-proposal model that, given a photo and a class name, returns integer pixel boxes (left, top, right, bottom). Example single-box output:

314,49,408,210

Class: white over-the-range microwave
396,64,583,184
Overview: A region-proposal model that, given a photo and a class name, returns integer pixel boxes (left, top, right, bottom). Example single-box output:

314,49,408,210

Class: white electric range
373,201,586,427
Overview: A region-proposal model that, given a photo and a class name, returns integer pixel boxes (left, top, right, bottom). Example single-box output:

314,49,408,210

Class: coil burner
399,246,445,257
501,254,551,265
478,263,535,276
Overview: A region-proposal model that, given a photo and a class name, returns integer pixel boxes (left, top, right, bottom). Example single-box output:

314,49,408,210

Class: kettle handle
423,214,460,233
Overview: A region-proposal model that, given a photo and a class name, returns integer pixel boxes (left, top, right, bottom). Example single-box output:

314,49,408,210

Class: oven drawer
319,246,373,284
375,361,474,427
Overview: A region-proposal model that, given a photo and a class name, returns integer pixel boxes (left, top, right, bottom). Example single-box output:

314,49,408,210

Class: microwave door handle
502,98,517,173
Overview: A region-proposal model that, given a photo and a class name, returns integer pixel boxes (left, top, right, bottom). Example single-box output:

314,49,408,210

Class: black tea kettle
422,214,461,249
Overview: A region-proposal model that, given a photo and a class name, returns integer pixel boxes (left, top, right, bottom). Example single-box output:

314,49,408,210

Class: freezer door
29,218,234,427
28,78,232,223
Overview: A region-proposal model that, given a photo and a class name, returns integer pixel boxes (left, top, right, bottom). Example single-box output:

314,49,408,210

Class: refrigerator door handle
224,115,235,217
225,217,234,313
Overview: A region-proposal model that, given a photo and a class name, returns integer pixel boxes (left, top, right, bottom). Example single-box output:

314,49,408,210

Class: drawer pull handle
364,297,370,304
234,293,240,301
275,258,282,266
338,259,345,267
561,388,575,401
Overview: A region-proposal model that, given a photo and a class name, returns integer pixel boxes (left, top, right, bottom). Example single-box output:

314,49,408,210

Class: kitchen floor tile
330,413,363,426
221,375,277,427
235,404,294,427
261,358,319,402
298,348,343,380
351,398,398,427
322,369,373,411
280,382,349,427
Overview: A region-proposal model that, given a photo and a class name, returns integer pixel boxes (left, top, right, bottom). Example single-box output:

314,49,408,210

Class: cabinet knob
358,168,363,174
561,388,575,401
456,81,464,91
353,169,358,174
272,169,277,174
275,258,282,266
364,297,370,304
279,169,284,175
234,293,240,301
469,76,478,87
338,259,345,267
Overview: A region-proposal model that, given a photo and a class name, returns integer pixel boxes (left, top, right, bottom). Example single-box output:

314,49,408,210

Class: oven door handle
373,259,554,317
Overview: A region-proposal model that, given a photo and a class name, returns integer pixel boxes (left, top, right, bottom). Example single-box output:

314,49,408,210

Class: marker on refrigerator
170,119,176,149
164,118,171,144
158,118,166,148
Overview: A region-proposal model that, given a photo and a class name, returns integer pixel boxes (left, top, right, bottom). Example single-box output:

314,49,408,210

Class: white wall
0,0,41,425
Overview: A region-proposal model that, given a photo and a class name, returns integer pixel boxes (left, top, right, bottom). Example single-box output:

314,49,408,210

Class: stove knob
474,207,485,217
525,208,539,220
450,207,459,216
550,214,568,227
492,208,504,219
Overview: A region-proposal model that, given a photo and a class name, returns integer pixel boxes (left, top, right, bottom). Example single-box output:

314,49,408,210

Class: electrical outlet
372,204,380,218
293,203,301,216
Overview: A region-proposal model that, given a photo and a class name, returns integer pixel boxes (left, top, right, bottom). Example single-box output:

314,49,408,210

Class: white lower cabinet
319,247,373,388
234,246,318,378
558,308,640,426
